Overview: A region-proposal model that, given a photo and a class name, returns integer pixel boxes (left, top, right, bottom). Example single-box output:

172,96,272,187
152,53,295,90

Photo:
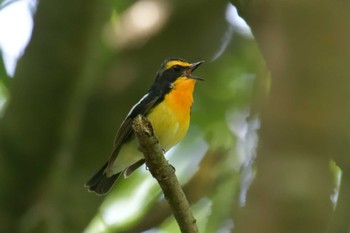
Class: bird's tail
85,162,121,195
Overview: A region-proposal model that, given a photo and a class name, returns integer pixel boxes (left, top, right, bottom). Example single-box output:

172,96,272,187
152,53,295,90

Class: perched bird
85,58,204,195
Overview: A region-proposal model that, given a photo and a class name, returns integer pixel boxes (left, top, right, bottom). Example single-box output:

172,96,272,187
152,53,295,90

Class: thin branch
132,114,199,233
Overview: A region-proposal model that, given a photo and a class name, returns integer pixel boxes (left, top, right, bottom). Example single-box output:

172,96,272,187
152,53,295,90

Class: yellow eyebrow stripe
165,60,191,69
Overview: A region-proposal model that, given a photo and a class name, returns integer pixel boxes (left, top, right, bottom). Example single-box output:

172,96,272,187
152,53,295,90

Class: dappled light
0,0,34,76
104,0,170,49
226,109,259,206
225,4,252,39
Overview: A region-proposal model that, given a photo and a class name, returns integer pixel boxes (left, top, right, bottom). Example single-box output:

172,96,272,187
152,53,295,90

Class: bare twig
132,114,199,233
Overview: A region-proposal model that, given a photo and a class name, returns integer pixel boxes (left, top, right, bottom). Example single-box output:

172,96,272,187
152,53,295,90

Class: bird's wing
107,92,160,165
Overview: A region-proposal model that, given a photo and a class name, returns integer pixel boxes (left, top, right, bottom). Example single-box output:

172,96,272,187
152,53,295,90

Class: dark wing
85,92,161,194
107,92,160,165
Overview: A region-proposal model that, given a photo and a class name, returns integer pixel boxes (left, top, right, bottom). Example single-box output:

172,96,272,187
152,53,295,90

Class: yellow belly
147,102,190,151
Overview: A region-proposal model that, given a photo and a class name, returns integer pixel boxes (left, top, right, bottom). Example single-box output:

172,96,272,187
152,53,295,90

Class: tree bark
132,115,199,233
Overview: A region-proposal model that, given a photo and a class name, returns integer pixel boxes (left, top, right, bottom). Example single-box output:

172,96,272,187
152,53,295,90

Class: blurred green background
1,0,350,233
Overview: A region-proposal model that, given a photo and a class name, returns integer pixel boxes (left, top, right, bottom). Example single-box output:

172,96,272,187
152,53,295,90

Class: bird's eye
172,65,181,72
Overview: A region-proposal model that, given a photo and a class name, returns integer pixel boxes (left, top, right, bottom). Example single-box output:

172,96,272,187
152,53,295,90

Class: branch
132,114,199,233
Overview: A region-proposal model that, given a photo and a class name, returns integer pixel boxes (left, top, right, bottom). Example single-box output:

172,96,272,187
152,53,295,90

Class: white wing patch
126,93,149,118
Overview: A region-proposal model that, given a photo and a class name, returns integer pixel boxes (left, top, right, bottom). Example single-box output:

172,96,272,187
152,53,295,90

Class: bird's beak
186,61,205,81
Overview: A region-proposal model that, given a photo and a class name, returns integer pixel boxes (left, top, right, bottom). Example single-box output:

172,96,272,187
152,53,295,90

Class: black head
150,58,204,96
155,58,204,84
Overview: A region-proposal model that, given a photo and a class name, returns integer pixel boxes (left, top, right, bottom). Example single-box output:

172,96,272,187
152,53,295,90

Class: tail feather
85,162,121,195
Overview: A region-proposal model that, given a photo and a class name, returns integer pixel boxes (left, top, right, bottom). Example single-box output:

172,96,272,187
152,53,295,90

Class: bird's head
152,58,204,93
156,58,204,82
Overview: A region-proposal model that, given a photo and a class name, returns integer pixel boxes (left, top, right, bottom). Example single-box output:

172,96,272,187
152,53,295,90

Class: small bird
85,58,204,195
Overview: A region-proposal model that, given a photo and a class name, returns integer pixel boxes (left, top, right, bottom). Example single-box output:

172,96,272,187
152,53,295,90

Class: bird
85,58,204,195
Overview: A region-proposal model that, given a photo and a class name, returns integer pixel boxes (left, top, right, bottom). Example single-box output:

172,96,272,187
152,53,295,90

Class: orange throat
165,78,196,119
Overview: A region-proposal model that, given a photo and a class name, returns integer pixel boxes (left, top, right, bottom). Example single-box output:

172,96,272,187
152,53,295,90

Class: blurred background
0,0,349,233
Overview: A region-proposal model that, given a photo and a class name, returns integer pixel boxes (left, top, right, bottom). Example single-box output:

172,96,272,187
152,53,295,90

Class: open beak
186,61,205,81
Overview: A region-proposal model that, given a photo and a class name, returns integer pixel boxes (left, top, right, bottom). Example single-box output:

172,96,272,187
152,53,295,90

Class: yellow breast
147,78,196,151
